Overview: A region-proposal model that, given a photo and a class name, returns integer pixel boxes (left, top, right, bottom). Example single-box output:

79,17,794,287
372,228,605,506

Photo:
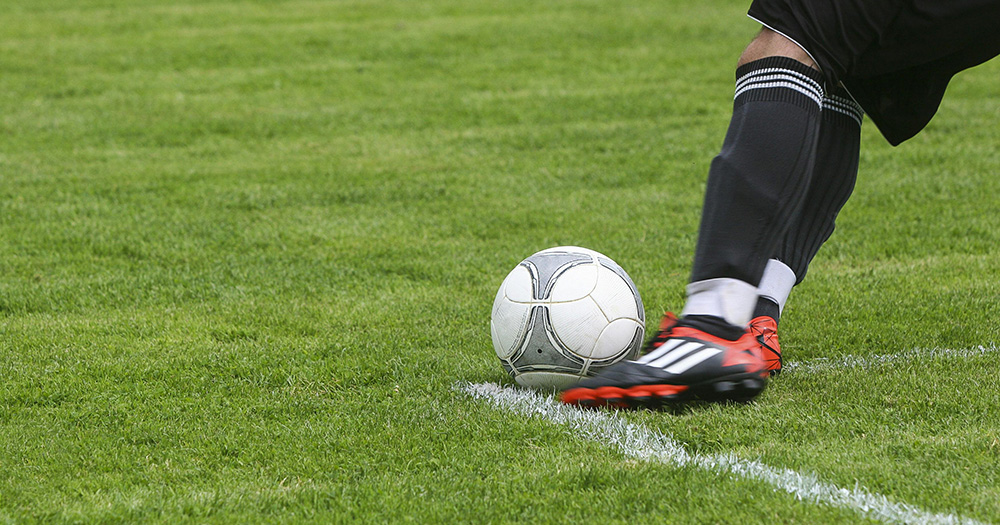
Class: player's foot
748,315,781,375
560,314,768,409
642,311,680,352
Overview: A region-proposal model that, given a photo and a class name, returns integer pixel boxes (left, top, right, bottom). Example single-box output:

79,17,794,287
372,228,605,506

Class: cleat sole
561,384,690,409
561,372,766,408
690,372,767,403
714,381,736,393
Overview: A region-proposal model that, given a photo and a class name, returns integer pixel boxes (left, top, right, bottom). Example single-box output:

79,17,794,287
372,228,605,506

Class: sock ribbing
822,87,865,128
775,85,863,284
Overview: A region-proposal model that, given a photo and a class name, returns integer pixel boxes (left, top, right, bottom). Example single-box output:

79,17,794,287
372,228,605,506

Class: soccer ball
490,246,645,390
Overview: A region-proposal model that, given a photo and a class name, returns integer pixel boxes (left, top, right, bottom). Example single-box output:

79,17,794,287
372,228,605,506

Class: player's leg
562,0,1000,409
738,27,815,69
561,30,825,407
682,29,824,333
751,85,864,373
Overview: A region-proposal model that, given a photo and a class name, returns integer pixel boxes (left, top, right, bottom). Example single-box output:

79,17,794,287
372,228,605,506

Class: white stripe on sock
735,67,823,95
734,80,823,106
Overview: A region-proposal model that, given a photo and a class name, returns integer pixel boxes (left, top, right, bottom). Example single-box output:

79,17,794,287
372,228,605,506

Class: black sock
678,315,746,341
752,296,781,325
691,57,826,287
775,86,864,283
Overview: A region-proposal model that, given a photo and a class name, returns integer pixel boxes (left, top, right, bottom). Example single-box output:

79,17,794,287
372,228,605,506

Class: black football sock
775,86,864,283
684,57,825,336
691,57,825,287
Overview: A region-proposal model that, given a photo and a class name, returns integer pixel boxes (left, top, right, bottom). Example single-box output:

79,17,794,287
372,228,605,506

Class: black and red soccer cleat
560,313,768,408
748,315,782,375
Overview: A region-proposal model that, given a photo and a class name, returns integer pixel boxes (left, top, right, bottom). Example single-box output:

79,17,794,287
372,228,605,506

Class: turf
1,0,998,523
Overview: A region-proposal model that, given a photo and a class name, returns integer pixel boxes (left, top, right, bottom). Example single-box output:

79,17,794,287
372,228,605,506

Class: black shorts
748,0,1000,145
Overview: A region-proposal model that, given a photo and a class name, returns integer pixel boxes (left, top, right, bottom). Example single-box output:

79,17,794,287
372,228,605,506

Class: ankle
681,277,758,327
752,297,781,326
678,315,745,341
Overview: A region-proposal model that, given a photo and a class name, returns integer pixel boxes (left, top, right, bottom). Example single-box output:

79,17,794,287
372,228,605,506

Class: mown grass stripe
786,345,1000,374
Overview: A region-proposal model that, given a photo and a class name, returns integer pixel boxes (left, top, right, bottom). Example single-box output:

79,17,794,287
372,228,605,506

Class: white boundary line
785,345,999,374
459,382,986,525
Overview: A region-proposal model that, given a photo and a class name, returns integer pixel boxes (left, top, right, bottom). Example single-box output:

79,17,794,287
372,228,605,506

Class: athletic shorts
747,0,1000,145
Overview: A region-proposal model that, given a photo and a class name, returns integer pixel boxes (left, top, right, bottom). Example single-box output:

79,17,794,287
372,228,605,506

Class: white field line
459,382,986,525
785,344,1000,374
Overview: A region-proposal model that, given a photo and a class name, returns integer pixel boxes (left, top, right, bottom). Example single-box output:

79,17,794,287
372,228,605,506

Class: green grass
1,0,998,522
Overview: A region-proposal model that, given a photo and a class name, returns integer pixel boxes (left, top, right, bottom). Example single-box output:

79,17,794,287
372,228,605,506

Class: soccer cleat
561,315,768,409
748,315,781,375
642,311,680,354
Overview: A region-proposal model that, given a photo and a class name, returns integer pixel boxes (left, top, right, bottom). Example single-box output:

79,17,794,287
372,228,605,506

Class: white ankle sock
758,259,796,314
681,278,758,327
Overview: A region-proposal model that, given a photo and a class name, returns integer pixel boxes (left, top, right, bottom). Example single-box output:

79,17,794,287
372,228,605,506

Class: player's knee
738,28,818,70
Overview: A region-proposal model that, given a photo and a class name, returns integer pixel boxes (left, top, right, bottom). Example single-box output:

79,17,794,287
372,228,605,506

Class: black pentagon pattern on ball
520,250,593,300
504,306,586,378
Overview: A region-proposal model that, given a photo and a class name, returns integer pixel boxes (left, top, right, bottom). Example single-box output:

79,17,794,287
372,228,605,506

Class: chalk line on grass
459,381,986,525
784,345,999,374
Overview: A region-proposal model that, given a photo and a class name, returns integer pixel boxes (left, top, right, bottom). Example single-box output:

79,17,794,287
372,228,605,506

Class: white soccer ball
490,246,645,390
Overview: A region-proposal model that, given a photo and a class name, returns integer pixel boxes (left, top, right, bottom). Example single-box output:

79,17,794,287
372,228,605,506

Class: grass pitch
1,0,999,523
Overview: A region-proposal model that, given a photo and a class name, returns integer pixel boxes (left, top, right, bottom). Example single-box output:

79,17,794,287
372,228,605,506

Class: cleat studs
715,381,736,393
658,393,682,403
